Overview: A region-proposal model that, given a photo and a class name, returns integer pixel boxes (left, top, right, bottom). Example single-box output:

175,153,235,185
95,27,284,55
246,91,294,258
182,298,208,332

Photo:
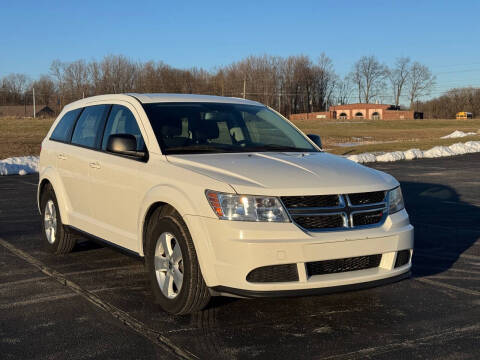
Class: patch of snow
347,141,480,164
335,142,363,147
0,156,39,176
441,130,477,139
376,151,405,162
423,145,455,158
403,148,424,160
345,153,377,163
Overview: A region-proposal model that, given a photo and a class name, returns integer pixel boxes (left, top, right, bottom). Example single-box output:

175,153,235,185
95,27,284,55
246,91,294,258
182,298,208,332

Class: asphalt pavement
0,154,479,359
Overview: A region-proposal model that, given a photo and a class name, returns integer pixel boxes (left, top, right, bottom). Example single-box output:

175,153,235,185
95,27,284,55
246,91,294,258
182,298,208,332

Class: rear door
59,104,110,230
88,103,148,251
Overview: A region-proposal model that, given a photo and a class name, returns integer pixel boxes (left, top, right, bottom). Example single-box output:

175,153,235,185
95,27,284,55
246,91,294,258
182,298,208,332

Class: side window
71,105,109,148
50,108,82,142
101,105,145,152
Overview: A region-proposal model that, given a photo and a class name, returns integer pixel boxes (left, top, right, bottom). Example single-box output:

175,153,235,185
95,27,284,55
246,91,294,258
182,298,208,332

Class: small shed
36,106,56,118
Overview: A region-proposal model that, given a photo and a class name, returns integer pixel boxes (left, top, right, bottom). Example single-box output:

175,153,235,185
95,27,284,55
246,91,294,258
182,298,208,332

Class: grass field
293,118,480,155
0,116,479,159
0,117,54,159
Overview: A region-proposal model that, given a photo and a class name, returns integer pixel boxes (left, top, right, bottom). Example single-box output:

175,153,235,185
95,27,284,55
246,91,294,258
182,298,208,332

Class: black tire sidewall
146,216,193,314
40,187,63,253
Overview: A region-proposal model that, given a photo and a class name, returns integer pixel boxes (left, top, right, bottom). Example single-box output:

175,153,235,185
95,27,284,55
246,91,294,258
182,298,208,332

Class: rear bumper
212,270,411,298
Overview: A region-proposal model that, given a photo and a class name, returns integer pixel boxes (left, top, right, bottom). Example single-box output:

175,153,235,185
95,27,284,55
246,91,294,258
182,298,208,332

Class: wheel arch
137,184,198,256
38,167,71,224
138,185,218,286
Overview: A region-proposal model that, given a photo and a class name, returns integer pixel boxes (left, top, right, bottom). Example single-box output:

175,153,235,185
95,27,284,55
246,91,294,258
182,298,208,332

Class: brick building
289,103,423,121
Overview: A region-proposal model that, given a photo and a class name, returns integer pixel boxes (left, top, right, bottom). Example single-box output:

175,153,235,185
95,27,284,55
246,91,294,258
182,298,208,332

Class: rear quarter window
71,105,110,148
50,108,83,142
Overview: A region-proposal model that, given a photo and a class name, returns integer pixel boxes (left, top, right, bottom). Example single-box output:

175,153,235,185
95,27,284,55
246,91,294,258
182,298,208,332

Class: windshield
143,102,318,155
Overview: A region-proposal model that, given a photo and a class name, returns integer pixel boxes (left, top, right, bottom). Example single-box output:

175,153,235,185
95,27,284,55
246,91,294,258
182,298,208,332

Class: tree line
418,87,480,118
0,54,436,116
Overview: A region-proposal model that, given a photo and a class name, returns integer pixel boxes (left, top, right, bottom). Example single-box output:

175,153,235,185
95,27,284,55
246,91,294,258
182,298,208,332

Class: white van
38,94,413,314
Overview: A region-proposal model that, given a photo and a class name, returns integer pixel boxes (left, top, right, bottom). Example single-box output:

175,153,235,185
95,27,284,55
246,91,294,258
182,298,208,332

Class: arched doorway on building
339,112,347,119
355,112,364,119
371,112,380,120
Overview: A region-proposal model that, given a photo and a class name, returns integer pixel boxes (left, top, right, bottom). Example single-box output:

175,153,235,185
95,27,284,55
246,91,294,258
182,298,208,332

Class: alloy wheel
154,232,184,299
44,200,57,244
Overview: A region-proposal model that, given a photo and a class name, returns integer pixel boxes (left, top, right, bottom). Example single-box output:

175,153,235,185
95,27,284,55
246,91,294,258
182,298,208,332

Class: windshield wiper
165,145,233,154
242,144,316,152
165,144,318,154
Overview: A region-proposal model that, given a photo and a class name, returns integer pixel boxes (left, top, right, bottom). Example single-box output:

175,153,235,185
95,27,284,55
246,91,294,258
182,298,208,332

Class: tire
145,206,210,315
40,184,76,254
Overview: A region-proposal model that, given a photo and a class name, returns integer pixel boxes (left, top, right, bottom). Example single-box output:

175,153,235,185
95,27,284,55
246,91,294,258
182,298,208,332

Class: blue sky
1,0,479,97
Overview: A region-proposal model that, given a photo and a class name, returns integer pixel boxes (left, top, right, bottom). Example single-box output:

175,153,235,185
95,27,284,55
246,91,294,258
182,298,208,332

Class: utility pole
33,87,36,118
243,77,246,99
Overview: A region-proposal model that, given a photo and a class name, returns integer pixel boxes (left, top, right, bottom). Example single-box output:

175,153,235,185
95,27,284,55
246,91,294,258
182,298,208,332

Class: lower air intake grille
292,215,344,229
395,250,411,268
246,264,299,283
307,254,382,276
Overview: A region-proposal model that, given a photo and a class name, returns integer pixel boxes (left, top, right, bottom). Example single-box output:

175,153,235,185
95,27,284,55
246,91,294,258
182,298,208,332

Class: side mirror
307,134,322,149
107,134,146,159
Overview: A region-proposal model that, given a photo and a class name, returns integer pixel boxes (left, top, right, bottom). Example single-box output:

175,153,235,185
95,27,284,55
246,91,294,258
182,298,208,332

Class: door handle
57,153,67,160
89,161,101,169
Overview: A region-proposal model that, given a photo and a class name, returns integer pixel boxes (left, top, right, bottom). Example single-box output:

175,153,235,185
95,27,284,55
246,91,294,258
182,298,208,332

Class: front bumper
212,271,411,298
184,209,414,294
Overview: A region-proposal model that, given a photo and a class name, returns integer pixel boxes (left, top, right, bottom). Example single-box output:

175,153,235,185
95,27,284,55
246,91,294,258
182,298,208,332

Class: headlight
205,190,289,222
388,187,405,214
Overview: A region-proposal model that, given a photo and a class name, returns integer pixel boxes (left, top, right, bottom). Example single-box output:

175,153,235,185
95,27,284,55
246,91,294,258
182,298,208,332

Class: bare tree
32,75,56,106
387,57,410,107
313,53,336,110
334,75,353,105
407,62,435,109
1,73,31,104
350,56,387,103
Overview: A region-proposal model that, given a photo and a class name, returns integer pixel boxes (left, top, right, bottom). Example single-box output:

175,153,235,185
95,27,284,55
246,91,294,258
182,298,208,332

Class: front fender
137,184,208,253
136,184,219,285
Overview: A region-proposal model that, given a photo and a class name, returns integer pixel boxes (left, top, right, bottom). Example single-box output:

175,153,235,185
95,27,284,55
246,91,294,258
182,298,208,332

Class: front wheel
145,207,210,315
40,184,76,254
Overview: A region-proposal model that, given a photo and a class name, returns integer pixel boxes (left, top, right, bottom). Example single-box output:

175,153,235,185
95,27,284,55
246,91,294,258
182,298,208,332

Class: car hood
166,152,399,196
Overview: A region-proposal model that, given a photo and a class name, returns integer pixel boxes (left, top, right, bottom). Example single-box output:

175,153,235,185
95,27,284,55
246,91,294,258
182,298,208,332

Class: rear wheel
40,184,76,254
145,207,210,314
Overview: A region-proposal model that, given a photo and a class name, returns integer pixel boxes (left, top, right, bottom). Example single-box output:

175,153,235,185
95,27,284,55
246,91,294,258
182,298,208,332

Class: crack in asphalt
0,236,197,360
414,277,480,296
321,324,480,360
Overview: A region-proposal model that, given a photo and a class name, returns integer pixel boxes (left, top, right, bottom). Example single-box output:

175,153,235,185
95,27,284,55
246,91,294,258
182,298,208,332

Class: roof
127,93,262,105
63,93,263,113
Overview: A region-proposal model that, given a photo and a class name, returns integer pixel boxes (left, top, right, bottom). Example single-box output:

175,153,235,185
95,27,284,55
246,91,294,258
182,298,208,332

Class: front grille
281,195,339,208
292,215,344,229
282,192,387,231
395,250,411,268
246,264,299,283
348,191,386,205
352,210,384,226
307,254,382,276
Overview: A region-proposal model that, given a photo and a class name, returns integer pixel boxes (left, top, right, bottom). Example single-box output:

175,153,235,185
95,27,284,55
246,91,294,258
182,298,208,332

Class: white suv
38,94,413,314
